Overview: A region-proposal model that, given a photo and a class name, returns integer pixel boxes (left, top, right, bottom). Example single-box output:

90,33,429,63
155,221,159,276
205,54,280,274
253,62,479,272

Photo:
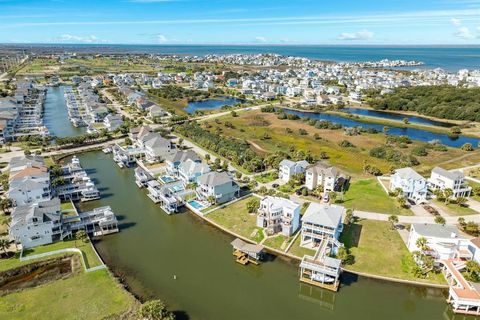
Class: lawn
0,240,103,272
0,269,137,320
207,197,264,243
254,171,278,183
340,219,445,284
263,234,289,251
60,201,75,212
287,234,316,258
341,179,412,215
432,199,478,216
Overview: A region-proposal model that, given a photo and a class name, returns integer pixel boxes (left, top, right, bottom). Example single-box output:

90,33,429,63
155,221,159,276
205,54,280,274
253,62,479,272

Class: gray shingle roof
394,167,424,180
198,171,233,187
432,167,464,181
412,223,466,239
302,203,345,228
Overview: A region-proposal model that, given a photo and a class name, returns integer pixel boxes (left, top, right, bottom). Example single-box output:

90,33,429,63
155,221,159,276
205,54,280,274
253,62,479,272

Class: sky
0,0,480,45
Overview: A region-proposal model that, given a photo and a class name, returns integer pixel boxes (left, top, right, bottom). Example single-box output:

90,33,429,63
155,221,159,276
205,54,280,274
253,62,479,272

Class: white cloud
454,26,474,39
451,18,462,26
338,29,374,40
254,36,267,43
156,34,168,43
59,34,103,43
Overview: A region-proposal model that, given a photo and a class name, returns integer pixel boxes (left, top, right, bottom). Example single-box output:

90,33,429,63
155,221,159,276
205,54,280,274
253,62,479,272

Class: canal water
44,86,86,137
282,108,480,149
76,151,469,320
184,97,243,114
340,108,454,128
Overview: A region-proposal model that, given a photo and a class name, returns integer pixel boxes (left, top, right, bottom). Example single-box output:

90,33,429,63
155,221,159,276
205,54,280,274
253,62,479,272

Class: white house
8,166,51,206
428,167,472,198
9,198,61,248
177,159,211,184
407,223,470,261
142,134,173,164
256,196,300,237
390,167,428,204
279,159,309,183
165,150,201,176
305,162,340,192
103,114,123,132
300,203,345,247
197,172,240,204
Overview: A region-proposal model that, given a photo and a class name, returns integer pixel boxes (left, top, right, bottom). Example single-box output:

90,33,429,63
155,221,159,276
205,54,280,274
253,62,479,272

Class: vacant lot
0,269,136,320
341,179,412,215
207,197,264,243
340,219,445,284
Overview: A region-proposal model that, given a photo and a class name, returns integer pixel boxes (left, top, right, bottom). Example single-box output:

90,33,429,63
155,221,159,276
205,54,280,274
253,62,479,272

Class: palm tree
0,238,10,256
456,196,467,207
443,188,453,203
388,215,399,230
76,230,89,244
415,236,428,251
435,216,446,225
329,191,337,204
397,196,407,208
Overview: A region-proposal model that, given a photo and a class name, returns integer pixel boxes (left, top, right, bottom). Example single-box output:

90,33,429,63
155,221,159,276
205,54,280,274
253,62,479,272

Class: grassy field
263,234,289,251
286,234,316,258
205,110,472,178
0,269,137,320
207,197,264,243
340,219,445,284
432,199,478,216
254,171,278,183
341,179,412,215
0,240,102,272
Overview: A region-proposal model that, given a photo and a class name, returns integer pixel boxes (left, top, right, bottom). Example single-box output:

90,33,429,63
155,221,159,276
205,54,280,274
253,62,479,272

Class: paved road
100,88,132,119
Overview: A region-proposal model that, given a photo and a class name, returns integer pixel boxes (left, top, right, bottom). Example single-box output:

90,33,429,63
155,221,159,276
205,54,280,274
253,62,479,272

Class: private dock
231,238,264,266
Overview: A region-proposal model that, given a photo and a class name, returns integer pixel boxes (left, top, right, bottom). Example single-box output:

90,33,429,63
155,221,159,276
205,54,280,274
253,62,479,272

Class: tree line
369,85,480,121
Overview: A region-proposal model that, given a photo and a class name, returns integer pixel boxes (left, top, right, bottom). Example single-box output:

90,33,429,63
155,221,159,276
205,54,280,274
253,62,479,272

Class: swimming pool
188,200,206,210
159,175,176,183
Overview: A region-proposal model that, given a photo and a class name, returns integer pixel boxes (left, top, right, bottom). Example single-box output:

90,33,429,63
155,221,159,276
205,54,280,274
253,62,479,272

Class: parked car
322,194,329,203
272,183,279,188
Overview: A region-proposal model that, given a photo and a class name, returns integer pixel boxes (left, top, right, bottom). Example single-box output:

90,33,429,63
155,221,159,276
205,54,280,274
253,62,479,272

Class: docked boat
102,147,112,154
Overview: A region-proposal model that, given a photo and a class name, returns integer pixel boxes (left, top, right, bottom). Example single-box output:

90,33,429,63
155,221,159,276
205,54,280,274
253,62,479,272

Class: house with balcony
407,223,470,261
103,114,123,132
165,150,201,177
9,198,62,248
256,196,300,237
305,162,343,193
178,159,211,184
8,165,51,206
300,203,345,247
143,134,173,164
390,167,428,204
428,167,472,199
278,159,309,183
196,172,240,204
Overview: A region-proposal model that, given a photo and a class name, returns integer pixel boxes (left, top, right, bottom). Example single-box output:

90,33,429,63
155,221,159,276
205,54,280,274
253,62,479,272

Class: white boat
312,273,335,283
102,147,112,154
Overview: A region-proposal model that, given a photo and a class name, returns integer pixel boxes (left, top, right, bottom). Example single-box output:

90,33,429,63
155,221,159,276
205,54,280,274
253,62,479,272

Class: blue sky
0,0,480,44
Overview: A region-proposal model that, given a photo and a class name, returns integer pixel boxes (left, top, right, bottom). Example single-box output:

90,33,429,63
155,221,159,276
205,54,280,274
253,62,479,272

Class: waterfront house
300,203,345,247
305,162,342,193
256,196,300,237
389,167,428,204
9,198,62,248
196,172,240,204
8,165,51,206
279,159,309,183
143,134,173,164
177,159,211,184
148,105,168,119
165,150,201,176
407,223,470,261
8,155,44,174
103,114,123,132
428,167,472,198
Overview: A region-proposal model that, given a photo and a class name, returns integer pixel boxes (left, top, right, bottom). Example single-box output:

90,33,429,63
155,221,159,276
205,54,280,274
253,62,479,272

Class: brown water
78,151,475,320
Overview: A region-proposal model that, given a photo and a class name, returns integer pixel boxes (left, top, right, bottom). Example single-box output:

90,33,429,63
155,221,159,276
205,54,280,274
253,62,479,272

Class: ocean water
12,44,480,71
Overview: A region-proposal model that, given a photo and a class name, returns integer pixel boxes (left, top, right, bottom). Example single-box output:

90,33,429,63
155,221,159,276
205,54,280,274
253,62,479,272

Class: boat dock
231,238,264,266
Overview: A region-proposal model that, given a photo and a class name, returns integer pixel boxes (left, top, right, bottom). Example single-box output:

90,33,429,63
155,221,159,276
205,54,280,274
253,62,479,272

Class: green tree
435,216,446,225
388,215,399,229
397,196,407,208
416,237,428,251
329,192,337,204
137,300,176,320
461,143,473,151
75,230,89,245
246,197,260,213
443,188,453,203
456,196,467,207
0,238,10,256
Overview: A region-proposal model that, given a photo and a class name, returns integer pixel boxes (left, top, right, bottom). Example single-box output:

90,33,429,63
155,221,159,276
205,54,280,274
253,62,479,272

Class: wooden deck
300,276,340,292
233,249,260,266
